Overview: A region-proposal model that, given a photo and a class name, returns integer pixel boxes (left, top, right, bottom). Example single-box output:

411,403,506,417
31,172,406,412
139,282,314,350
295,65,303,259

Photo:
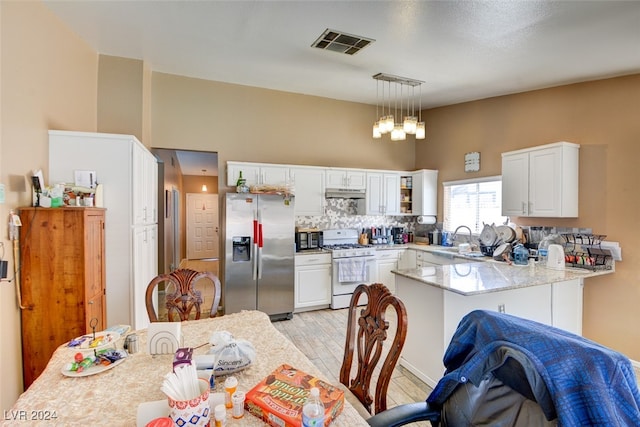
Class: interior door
186,193,219,259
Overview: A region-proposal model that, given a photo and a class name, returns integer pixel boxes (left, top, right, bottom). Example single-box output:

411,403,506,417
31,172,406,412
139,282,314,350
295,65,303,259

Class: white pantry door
186,193,219,260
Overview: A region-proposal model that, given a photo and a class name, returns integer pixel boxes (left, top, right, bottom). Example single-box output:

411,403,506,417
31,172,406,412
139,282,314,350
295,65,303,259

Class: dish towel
338,258,367,283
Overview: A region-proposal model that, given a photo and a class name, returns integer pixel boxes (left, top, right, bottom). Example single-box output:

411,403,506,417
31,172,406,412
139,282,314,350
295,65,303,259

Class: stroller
368,310,640,426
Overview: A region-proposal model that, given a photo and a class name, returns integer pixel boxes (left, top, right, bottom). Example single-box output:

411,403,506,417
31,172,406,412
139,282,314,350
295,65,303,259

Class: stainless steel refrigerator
224,193,295,320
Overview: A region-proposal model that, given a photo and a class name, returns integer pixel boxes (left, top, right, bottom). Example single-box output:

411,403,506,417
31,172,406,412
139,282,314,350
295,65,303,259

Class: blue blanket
427,310,640,426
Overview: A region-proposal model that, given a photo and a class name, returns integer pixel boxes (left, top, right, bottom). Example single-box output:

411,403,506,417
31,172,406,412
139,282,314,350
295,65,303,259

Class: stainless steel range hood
325,188,366,199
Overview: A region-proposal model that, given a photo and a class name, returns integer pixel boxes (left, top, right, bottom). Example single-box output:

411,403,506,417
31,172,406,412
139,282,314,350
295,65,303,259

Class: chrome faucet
452,225,474,246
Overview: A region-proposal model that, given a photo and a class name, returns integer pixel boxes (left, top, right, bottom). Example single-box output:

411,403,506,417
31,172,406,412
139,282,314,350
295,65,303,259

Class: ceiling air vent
311,28,374,55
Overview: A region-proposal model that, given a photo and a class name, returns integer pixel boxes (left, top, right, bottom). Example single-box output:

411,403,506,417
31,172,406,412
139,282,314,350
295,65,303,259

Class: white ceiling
43,0,640,109
174,150,218,177
43,1,640,175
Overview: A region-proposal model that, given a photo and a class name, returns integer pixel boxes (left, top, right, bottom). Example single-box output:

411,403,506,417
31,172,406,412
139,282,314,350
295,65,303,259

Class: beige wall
417,74,640,358
150,72,417,177
97,55,144,141
0,1,98,410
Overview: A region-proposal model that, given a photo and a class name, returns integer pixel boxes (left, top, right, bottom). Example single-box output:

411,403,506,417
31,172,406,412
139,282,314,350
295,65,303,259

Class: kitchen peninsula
392,251,614,387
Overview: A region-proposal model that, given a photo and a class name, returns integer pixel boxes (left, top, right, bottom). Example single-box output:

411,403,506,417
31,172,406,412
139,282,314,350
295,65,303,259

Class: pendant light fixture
415,84,425,140
403,84,418,135
373,80,382,138
201,169,208,192
372,73,424,141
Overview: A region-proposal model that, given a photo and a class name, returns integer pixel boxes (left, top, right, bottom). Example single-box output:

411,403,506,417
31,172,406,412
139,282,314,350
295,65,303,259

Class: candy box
245,364,344,427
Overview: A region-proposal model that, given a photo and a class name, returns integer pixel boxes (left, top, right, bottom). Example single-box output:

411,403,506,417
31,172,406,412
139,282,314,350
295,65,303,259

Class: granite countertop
392,261,613,296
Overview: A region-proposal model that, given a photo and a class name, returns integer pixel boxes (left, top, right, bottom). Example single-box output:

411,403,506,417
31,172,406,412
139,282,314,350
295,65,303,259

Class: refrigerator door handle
257,208,264,279
258,222,264,279
253,217,258,281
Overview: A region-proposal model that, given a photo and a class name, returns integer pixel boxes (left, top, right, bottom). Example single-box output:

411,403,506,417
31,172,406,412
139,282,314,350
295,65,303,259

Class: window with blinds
443,176,507,234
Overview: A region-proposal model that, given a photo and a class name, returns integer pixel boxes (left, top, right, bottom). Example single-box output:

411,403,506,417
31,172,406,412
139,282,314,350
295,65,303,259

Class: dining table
8,310,370,426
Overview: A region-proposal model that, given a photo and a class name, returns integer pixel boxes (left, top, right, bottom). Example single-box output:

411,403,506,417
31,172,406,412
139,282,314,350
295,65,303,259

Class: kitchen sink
429,247,488,261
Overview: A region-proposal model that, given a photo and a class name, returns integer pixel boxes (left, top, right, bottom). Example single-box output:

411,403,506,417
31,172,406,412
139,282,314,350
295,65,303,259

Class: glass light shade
415,122,426,139
373,122,382,138
391,124,406,141
201,184,208,192
403,116,417,134
383,115,395,133
378,117,388,134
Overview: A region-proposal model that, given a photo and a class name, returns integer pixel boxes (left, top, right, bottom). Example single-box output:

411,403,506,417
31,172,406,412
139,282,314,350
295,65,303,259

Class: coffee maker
392,227,404,244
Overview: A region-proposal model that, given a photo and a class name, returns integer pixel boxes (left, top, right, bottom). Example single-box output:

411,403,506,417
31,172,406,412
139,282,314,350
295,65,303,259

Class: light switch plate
465,152,480,172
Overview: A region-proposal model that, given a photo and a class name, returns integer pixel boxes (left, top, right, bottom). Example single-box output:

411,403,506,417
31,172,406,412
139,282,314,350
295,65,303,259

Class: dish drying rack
560,233,613,271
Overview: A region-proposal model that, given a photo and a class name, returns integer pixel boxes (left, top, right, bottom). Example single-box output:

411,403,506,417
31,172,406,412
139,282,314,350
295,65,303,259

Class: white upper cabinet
502,142,579,217
132,144,158,225
227,161,290,187
290,166,325,216
366,172,400,215
325,169,366,189
411,169,438,217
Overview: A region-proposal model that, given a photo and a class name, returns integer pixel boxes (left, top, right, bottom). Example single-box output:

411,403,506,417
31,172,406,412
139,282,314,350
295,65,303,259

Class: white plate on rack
480,224,498,246
496,225,516,243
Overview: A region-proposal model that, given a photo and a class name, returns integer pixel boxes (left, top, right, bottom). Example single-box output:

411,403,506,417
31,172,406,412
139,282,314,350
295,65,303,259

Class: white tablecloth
9,311,369,426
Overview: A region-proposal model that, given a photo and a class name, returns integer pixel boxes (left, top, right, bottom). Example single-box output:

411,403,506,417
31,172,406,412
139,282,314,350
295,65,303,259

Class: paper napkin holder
147,322,182,355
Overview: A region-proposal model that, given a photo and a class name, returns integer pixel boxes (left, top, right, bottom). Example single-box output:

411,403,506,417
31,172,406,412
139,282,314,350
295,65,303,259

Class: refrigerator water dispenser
232,237,251,262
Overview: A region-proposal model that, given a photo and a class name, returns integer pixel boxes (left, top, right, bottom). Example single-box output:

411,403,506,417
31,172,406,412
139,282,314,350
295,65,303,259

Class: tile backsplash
295,198,436,235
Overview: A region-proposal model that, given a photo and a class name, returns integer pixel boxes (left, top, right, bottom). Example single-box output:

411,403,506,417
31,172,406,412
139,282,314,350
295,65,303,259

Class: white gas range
322,229,375,309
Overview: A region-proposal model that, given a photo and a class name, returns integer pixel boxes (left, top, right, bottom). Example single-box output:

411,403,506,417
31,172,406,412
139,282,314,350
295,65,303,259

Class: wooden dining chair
340,282,408,415
145,268,222,322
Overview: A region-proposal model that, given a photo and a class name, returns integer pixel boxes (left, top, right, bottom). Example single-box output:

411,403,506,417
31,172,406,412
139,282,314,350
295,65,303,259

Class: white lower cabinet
398,249,417,269
294,253,332,312
396,275,583,387
376,249,404,294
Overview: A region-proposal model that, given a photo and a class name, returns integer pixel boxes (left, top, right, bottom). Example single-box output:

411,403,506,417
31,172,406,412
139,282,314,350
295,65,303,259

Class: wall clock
464,152,480,172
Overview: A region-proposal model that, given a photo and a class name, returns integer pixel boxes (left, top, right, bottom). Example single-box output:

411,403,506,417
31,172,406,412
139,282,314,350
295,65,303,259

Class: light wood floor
272,307,432,423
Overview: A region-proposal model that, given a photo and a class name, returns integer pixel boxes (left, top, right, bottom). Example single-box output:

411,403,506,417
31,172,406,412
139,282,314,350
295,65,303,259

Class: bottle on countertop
214,404,226,427
537,235,556,266
302,387,325,427
224,376,238,408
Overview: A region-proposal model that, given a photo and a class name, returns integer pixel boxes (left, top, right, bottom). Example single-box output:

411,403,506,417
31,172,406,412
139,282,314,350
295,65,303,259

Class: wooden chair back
339,282,408,415
145,268,222,322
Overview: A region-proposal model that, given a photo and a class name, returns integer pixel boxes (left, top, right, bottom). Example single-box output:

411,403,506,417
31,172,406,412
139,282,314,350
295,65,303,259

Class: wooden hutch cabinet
19,207,106,388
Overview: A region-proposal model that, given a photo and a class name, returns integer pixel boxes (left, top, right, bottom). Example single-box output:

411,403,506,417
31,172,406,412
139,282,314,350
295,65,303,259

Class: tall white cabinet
48,130,158,330
502,142,579,217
